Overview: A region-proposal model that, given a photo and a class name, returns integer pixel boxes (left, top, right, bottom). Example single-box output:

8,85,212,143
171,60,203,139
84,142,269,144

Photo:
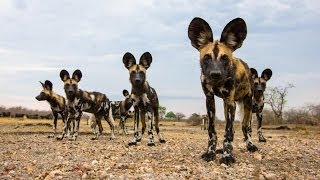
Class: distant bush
187,113,221,127
284,104,319,126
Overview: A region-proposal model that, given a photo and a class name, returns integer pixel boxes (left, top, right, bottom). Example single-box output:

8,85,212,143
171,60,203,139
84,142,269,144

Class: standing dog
57,69,115,141
91,89,133,134
122,52,166,146
250,68,272,142
35,80,68,138
111,89,134,134
188,17,258,164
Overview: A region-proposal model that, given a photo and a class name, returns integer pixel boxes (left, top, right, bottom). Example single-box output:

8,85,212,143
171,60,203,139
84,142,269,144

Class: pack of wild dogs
35,17,272,165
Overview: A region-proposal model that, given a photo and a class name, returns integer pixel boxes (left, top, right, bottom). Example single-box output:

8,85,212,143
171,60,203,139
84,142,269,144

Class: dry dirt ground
0,118,319,179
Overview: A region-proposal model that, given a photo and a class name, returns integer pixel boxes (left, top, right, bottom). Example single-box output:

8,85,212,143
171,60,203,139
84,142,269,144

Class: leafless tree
176,112,186,120
265,83,294,123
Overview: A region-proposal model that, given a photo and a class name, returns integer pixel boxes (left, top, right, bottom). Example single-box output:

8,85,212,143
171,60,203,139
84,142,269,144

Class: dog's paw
219,155,236,165
128,141,137,146
136,137,142,142
201,151,216,162
47,134,55,138
215,148,223,154
56,135,64,141
259,136,267,142
247,143,258,152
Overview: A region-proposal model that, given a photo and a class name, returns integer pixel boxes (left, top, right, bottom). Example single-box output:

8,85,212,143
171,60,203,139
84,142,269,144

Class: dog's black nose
135,79,142,84
210,71,221,79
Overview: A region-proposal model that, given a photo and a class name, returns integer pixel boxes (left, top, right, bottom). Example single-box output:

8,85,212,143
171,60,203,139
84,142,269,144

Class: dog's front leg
201,95,217,162
220,99,236,165
257,112,266,142
128,106,140,146
242,95,258,152
56,111,72,140
146,110,155,146
105,106,115,140
71,111,82,141
49,112,58,138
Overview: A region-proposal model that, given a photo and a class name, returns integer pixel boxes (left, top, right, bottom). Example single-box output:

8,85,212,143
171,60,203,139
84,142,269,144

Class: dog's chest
68,97,90,111
132,93,150,107
253,96,264,112
51,105,62,112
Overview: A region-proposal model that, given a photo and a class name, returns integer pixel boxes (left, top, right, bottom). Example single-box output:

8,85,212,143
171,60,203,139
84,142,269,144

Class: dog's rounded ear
60,69,70,82
123,52,136,69
188,17,213,50
123,89,129,97
139,52,152,69
220,18,247,51
44,80,53,91
261,68,272,81
72,69,82,82
250,68,258,79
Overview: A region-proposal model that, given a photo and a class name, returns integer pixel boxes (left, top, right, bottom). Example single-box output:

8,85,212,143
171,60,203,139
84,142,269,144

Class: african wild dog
188,17,258,164
89,89,133,135
250,68,272,142
122,52,166,146
35,80,68,138
111,89,134,134
57,69,115,141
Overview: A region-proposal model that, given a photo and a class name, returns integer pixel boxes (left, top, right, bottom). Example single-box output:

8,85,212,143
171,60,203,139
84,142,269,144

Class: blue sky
0,0,319,118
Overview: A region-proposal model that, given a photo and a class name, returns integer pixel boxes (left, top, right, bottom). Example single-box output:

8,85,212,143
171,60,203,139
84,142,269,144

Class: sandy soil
0,118,319,179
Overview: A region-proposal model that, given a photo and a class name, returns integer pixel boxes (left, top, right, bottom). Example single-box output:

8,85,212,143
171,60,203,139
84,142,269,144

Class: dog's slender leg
49,112,58,138
71,112,82,141
147,111,155,146
90,115,98,137
257,112,266,142
129,106,139,145
118,117,123,134
91,115,102,140
201,95,217,162
123,117,128,135
242,95,258,152
57,111,72,140
219,99,236,165
154,107,165,143
139,109,146,142
105,107,115,140
122,117,127,135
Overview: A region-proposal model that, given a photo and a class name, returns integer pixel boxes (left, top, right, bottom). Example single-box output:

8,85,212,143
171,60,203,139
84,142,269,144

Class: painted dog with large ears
111,89,134,134
123,52,166,146
36,80,68,138
188,17,258,165
250,68,272,142
57,69,115,141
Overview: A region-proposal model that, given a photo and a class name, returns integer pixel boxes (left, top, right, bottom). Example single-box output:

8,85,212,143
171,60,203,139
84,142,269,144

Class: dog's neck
46,91,65,110
253,92,264,104
131,81,149,96
66,89,82,102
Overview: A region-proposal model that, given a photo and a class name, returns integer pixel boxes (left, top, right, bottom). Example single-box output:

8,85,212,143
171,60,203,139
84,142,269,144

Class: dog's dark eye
221,54,229,63
203,54,211,64
254,82,259,86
